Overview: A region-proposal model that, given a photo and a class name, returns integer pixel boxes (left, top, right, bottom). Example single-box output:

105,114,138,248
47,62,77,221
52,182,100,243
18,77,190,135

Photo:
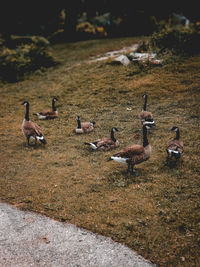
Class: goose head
143,93,147,98
112,127,120,132
53,97,58,102
90,121,96,126
143,120,155,129
22,101,29,106
170,126,179,132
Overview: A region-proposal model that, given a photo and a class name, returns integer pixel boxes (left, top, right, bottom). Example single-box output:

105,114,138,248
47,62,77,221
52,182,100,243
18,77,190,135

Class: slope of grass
0,37,200,266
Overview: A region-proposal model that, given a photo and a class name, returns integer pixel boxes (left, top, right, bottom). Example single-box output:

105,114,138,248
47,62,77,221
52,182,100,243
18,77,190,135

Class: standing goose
84,127,120,151
75,115,96,134
22,101,47,146
108,124,152,175
33,97,58,119
139,94,155,128
166,126,183,166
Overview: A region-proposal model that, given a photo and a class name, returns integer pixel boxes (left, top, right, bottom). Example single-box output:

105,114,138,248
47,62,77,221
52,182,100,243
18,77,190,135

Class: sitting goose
22,101,47,146
75,115,96,134
108,124,152,175
84,127,120,151
139,94,155,128
166,126,183,166
33,97,58,119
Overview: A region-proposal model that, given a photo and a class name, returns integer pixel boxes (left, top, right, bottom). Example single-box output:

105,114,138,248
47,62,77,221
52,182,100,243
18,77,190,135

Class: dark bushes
149,25,200,55
0,36,56,82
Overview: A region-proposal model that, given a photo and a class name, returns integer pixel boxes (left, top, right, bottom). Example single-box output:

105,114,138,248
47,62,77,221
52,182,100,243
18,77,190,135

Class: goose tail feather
84,142,97,150
36,134,47,144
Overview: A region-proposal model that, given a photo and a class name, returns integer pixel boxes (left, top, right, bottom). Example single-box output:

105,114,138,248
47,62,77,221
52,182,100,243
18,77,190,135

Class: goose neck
142,127,149,147
52,100,56,111
143,95,147,111
111,128,116,142
77,118,81,129
175,129,180,140
25,104,30,121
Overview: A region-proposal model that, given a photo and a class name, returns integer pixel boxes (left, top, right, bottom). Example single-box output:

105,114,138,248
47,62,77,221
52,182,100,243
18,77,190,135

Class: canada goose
165,126,183,166
84,127,120,151
108,124,152,175
33,97,58,119
75,115,96,134
22,101,47,146
139,94,155,128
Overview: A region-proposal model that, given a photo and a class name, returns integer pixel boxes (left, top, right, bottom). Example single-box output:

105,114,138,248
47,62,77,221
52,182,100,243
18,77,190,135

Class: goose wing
81,122,91,128
39,110,55,116
96,138,117,150
81,122,94,133
140,111,153,121
113,144,144,158
23,121,43,137
167,139,183,153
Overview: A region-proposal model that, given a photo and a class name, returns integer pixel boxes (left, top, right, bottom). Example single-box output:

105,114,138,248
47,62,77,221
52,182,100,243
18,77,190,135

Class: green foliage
149,26,200,55
76,22,106,39
0,36,56,82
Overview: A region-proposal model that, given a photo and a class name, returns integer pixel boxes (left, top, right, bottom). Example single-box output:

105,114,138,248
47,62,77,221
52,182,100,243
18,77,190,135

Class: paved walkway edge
0,202,156,267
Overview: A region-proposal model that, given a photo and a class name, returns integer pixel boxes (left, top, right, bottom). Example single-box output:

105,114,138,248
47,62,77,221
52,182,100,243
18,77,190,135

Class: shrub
149,26,200,55
76,22,107,39
0,36,56,82
76,22,96,39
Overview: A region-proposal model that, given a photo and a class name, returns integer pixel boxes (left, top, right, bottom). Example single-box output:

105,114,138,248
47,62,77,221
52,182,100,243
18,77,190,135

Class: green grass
0,36,200,266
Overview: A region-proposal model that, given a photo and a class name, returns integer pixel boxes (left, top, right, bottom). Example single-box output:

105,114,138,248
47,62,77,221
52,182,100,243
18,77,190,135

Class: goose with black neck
139,94,155,129
22,101,47,146
33,97,58,120
84,127,120,151
108,124,152,176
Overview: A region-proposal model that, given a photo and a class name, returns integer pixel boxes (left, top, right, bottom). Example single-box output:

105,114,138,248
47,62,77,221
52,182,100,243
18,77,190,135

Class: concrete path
0,202,155,267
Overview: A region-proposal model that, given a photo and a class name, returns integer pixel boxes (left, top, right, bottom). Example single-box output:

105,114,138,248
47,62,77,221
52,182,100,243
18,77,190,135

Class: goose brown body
22,120,43,139
75,116,96,134
166,126,183,166
140,110,154,122
22,101,46,146
34,97,58,120
84,127,119,151
112,143,151,164
108,124,152,175
93,138,119,151
166,139,183,154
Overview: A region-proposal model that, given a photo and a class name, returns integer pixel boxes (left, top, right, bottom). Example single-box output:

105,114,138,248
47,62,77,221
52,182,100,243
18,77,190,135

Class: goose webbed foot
165,153,172,166
26,137,30,147
164,158,169,166
127,162,139,176
130,169,139,176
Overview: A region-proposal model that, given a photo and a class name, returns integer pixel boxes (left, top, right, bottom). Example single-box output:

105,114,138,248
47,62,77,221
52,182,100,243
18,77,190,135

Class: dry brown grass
0,37,200,266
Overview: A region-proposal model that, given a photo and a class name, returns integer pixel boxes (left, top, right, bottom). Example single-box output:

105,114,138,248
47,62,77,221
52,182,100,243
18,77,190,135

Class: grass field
0,36,200,266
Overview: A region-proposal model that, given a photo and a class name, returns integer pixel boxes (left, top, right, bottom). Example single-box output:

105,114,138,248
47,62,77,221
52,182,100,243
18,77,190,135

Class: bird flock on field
21,94,184,175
